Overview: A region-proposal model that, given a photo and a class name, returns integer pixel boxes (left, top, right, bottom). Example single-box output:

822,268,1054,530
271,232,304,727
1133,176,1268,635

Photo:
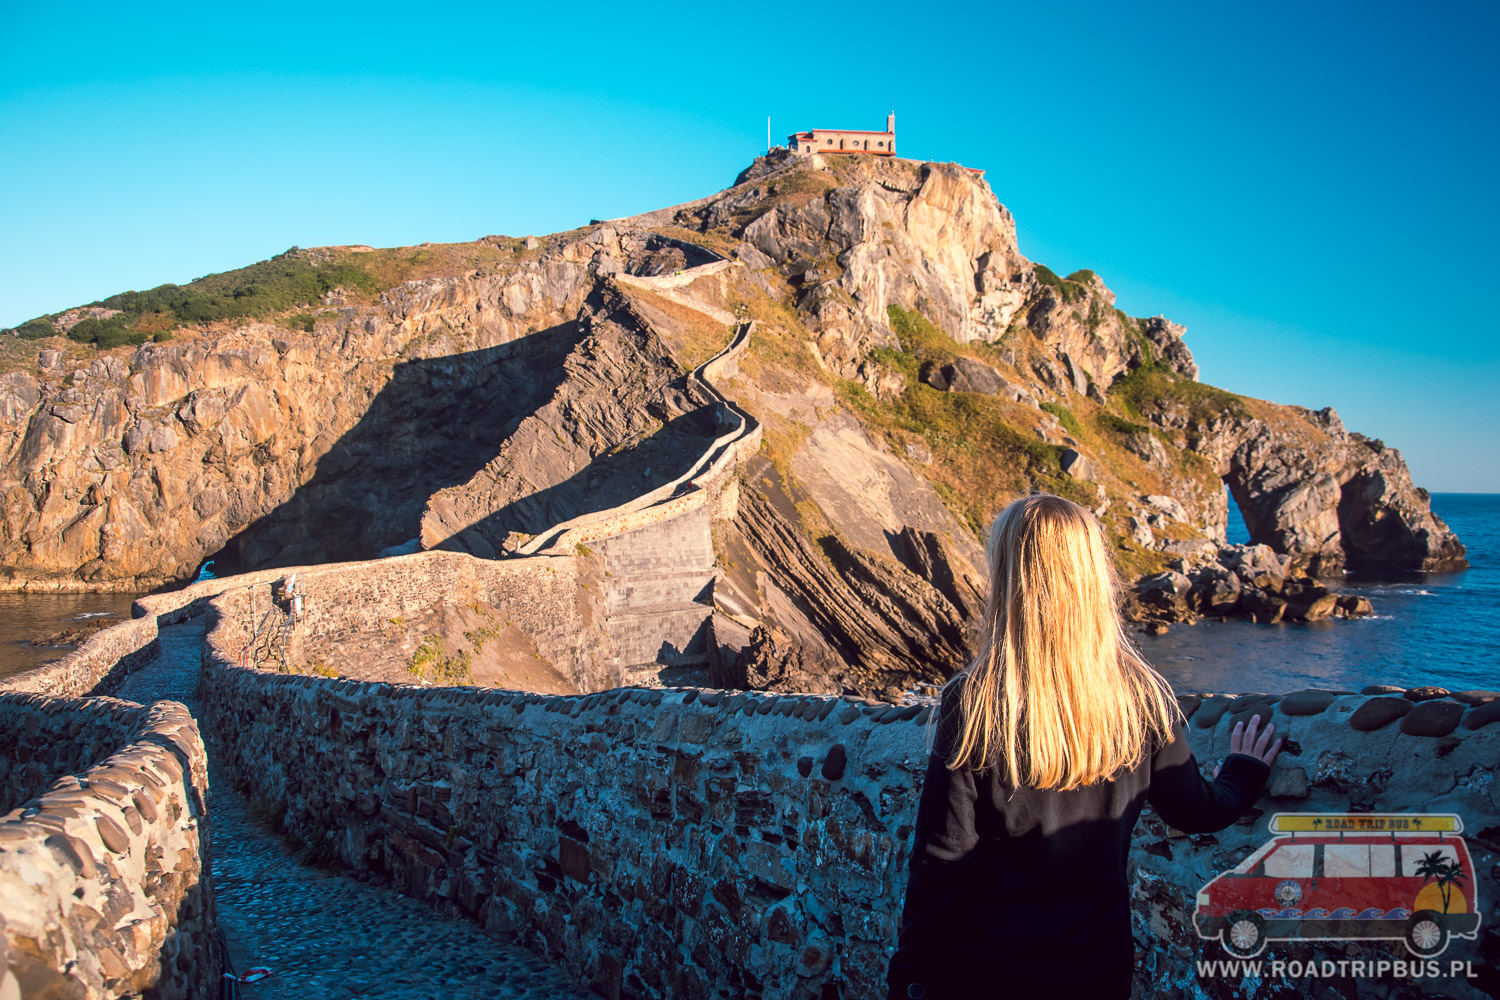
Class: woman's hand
1212,714,1283,777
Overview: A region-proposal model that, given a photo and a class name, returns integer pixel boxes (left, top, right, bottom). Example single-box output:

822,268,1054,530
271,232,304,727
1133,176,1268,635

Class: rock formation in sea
0,150,1466,695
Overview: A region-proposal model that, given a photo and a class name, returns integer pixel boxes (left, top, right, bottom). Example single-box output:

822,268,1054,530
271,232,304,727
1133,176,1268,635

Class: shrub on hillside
11,318,57,340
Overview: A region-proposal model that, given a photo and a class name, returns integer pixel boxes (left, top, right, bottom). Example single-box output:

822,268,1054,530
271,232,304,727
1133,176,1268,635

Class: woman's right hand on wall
1212,714,1283,776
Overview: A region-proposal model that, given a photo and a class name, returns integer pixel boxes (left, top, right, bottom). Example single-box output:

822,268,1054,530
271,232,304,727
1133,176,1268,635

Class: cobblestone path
114,622,593,1000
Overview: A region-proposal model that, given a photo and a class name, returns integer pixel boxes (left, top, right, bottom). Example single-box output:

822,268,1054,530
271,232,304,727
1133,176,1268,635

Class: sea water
0,591,141,679
1143,493,1499,694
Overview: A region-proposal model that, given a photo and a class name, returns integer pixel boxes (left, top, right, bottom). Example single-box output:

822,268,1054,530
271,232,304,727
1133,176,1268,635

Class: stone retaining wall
206,548,618,694
613,259,736,292
0,695,216,999
597,504,716,671
196,590,1500,1000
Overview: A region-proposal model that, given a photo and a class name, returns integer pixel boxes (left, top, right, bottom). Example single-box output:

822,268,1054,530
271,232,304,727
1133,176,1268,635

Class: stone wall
206,548,619,694
0,695,217,999
0,694,146,814
196,585,1500,1000
519,320,760,558
597,504,716,675
0,615,160,698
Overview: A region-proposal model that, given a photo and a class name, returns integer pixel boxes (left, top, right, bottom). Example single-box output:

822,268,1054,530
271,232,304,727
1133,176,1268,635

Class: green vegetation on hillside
406,634,475,685
1095,412,1152,437
1032,264,1090,305
99,251,379,329
1112,349,1248,423
835,305,1095,537
4,248,381,347
14,319,56,341
885,302,958,362
1040,402,1082,437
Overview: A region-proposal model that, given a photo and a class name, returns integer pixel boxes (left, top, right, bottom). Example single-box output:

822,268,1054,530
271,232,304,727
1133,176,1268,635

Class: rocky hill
0,150,1466,696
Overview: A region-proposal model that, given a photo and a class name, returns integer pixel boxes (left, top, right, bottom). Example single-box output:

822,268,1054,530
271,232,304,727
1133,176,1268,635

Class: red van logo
1194,813,1481,958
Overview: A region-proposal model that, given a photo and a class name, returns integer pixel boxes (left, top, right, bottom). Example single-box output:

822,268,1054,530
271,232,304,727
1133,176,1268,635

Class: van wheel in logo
1404,910,1449,957
1222,909,1267,958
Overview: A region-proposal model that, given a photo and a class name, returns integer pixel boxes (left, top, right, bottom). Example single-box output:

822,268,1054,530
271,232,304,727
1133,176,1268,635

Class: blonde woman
886,494,1281,999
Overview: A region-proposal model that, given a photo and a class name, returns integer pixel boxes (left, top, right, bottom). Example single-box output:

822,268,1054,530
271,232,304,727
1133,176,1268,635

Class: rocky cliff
0,151,1466,694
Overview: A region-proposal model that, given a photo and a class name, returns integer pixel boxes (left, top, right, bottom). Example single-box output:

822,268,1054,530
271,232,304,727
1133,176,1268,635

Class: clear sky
2,0,1496,491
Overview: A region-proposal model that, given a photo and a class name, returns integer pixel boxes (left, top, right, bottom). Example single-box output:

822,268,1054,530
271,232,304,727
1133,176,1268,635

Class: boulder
1190,564,1241,614
1193,696,1234,729
1060,352,1090,394
1398,700,1463,737
1224,544,1287,592
732,242,774,270
919,357,1006,395
1136,571,1191,617
1059,449,1093,481
1348,697,1412,731
1144,494,1187,522
1463,700,1500,729
1287,592,1337,622
1238,588,1286,625
1335,594,1373,617
1278,690,1336,716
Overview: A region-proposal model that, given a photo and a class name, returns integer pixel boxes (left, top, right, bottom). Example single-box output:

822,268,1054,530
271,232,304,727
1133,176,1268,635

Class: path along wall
197,579,1500,1000
0,694,216,999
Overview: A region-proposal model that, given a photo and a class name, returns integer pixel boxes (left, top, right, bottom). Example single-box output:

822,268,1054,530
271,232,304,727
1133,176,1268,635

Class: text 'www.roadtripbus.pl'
1197,958,1481,980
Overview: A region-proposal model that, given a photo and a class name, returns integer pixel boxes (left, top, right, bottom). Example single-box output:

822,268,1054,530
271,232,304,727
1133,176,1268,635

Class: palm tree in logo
1415,851,1466,913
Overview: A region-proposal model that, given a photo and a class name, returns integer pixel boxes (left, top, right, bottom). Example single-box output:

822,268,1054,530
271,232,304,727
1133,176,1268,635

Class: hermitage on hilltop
788,113,896,156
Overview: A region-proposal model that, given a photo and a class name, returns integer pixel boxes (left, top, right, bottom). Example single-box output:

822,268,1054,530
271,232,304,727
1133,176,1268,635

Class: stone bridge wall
0,695,216,999
195,589,1500,1000
0,616,161,699
206,548,617,694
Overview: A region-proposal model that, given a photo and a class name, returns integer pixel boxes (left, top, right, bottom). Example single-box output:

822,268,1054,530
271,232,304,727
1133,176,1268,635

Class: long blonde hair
946,493,1179,789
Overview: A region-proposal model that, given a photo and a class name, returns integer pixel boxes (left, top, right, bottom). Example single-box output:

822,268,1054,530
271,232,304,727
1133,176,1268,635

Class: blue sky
2,0,1496,491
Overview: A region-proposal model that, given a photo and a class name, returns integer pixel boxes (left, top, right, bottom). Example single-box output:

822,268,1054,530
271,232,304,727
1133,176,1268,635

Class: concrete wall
0,695,217,999
196,589,1500,1000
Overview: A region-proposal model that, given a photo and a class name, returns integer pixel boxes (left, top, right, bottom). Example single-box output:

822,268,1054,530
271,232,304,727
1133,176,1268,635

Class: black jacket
886,687,1270,999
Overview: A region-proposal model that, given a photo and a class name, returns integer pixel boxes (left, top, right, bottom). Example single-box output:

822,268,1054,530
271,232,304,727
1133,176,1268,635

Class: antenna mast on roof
766,116,771,153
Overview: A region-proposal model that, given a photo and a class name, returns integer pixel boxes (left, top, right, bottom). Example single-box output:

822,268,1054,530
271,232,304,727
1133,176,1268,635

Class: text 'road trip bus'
1194,813,1481,958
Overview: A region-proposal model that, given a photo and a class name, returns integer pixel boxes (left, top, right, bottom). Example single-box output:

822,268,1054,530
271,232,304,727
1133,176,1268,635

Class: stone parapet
0,616,160,699
205,548,617,694
194,593,1500,1000
0,696,216,999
